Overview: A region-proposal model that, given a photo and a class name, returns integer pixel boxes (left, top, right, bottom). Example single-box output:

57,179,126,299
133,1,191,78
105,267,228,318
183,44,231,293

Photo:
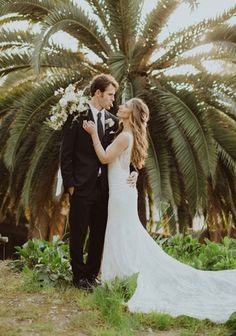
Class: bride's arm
83,120,129,164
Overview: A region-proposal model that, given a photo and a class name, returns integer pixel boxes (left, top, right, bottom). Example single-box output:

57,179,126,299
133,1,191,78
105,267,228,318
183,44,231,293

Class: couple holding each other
61,74,236,323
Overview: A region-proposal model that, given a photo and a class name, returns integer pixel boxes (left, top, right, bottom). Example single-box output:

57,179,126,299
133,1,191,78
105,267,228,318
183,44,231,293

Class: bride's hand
83,120,96,135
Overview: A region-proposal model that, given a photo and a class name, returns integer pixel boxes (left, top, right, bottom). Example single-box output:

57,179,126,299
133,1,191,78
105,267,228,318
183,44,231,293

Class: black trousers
69,178,108,282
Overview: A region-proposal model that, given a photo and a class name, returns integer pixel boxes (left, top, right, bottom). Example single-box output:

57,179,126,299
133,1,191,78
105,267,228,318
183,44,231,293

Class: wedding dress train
101,132,236,323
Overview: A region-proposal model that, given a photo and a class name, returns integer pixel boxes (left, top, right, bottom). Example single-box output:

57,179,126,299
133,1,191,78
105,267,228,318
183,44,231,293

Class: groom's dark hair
90,74,119,96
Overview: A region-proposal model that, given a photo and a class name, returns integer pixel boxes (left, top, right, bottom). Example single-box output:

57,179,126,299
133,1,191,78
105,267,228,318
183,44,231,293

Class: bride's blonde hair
129,98,149,169
116,98,149,169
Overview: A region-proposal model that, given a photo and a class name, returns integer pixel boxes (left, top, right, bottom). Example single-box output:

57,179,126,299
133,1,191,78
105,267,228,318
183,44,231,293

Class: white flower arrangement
105,118,115,129
46,83,89,130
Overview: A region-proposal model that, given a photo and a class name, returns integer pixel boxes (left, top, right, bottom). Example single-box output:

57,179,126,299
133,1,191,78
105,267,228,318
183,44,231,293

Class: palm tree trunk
28,194,69,241
137,168,148,227
48,194,69,240
206,180,223,242
177,200,192,234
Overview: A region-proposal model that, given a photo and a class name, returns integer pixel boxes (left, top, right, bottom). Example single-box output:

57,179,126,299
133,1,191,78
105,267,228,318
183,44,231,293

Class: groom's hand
68,186,75,196
127,171,138,188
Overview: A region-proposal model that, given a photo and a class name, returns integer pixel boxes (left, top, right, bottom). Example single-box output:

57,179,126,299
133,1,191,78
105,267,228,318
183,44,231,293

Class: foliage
9,234,236,290
157,234,236,270
8,235,72,285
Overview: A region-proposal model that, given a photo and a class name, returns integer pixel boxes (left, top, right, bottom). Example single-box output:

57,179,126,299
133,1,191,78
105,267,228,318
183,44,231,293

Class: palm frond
217,143,236,175
103,0,144,54
152,6,236,69
0,111,16,157
0,28,33,50
215,162,236,221
25,127,61,219
205,23,236,44
151,85,217,212
42,47,95,72
86,0,117,48
0,14,29,25
145,87,177,205
0,49,32,76
133,0,179,69
146,132,172,204
208,106,236,167
0,0,55,20
21,125,60,212
0,71,39,91
0,160,10,221
108,51,128,82
32,2,111,71
159,73,236,115
170,43,236,69
3,74,84,169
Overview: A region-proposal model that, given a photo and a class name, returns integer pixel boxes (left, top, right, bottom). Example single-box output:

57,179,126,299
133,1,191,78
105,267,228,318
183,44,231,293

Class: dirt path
0,261,185,336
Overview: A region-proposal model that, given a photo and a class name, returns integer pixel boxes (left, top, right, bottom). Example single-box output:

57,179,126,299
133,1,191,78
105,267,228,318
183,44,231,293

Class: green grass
0,260,233,336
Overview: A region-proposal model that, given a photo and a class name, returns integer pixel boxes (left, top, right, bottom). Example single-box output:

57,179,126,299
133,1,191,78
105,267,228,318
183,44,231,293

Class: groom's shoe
88,276,101,287
73,278,93,291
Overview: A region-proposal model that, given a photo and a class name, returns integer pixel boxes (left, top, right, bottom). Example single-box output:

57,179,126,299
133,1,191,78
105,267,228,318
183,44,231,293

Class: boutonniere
105,118,115,130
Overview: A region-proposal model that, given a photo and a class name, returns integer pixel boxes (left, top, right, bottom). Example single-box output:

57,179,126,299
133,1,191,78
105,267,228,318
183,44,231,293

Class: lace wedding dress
101,132,236,323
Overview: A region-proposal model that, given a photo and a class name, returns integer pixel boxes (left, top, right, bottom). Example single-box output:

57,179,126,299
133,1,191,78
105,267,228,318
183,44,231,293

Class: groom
60,74,137,290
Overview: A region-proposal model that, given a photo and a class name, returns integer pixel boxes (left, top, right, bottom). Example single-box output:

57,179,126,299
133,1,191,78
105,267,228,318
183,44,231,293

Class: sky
1,0,236,75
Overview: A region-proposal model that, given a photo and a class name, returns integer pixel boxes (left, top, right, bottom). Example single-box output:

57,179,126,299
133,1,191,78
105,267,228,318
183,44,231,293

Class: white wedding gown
101,132,236,323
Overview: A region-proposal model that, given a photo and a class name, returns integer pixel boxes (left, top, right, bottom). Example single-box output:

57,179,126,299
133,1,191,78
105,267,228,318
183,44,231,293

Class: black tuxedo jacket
60,108,118,199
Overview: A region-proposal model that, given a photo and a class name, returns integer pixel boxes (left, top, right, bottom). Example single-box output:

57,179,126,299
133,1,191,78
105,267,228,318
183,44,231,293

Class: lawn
0,261,233,336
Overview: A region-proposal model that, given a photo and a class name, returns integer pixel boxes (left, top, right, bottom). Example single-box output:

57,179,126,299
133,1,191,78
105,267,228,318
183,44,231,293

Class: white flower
70,103,77,113
105,118,115,129
46,83,89,131
65,84,74,93
76,90,84,98
59,98,67,108
48,115,57,125
64,91,77,103
54,87,64,96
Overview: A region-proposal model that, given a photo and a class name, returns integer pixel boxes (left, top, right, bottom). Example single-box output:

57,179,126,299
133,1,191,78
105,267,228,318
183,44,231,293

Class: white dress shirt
89,103,105,130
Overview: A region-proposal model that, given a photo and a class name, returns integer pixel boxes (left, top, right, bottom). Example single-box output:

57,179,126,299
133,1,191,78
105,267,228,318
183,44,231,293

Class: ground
0,261,229,336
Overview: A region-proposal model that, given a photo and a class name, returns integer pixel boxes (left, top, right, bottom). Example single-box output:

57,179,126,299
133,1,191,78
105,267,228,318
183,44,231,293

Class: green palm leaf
21,125,60,212
133,0,179,68
3,73,84,169
32,2,111,71
0,0,55,18
103,0,144,53
153,6,236,69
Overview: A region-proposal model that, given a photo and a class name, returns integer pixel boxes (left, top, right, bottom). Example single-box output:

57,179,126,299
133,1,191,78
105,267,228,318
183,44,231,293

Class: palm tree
0,0,236,240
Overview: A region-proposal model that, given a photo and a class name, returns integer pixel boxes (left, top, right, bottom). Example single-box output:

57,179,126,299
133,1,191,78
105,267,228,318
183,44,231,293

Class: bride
83,97,236,323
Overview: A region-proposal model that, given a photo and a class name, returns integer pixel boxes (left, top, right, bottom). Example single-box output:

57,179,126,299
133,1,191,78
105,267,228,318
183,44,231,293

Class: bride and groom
60,74,236,323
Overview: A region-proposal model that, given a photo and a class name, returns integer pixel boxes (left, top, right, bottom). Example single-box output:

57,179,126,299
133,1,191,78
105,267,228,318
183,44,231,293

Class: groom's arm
60,115,77,193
